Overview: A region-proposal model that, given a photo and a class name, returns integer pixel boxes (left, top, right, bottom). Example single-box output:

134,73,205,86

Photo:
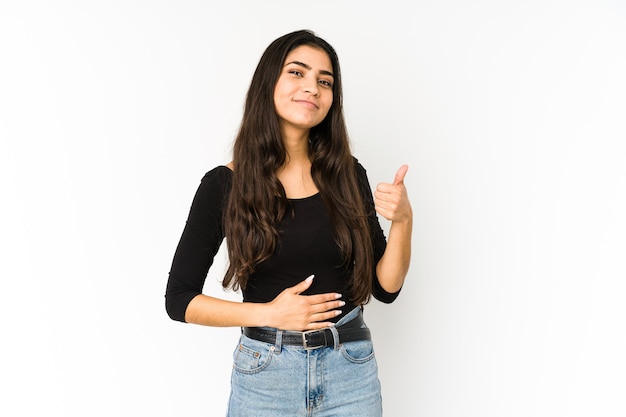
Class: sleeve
165,166,232,322
354,159,402,303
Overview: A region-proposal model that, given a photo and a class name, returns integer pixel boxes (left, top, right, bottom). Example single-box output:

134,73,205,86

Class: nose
302,80,319,96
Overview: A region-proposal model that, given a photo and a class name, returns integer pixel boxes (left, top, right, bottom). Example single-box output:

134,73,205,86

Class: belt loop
329,325,340,350
274,329,283,353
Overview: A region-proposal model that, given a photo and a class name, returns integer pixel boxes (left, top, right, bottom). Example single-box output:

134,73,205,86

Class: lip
293,99,319,110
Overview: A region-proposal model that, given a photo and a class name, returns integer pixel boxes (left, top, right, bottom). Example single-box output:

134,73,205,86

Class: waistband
242,309,371,350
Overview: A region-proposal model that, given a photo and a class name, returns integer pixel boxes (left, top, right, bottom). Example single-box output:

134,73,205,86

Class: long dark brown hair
223,30,374,304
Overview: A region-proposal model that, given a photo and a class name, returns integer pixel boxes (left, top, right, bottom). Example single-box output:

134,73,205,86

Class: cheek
274,86,295,108
322,96,334,113
273,80,286,100
273,88,288,110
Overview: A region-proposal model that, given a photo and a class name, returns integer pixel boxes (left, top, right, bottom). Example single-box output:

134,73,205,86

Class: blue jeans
227,307,383,416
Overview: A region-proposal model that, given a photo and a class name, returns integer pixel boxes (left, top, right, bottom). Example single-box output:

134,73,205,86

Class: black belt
242,311,371,350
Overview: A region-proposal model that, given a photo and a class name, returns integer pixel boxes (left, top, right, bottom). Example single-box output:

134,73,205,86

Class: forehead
284,45,333,73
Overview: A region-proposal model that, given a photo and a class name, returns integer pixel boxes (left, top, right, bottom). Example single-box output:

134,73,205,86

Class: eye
288,69,304,77
319,79,333,88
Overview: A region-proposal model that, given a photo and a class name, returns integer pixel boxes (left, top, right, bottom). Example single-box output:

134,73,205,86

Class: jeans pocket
232,335,274,374
340,339,376,364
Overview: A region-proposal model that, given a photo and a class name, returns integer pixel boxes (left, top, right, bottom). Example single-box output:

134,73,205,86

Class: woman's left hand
374,164,412,223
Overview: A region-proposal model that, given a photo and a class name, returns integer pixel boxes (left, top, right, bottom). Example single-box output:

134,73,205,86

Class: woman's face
273,45,334,137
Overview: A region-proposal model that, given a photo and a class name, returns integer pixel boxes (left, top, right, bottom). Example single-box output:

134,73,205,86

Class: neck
282,129,310,166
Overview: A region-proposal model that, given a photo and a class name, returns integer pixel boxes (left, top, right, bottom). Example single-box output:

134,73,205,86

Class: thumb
291,274,315,294
393,164,409,185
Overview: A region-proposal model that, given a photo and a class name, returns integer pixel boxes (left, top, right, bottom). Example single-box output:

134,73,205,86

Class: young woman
165,29,412,416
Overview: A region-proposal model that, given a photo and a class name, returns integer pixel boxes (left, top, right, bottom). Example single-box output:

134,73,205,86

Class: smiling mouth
294,100,318,109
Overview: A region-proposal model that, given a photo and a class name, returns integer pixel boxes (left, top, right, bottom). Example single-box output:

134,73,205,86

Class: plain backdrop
1,1,625,416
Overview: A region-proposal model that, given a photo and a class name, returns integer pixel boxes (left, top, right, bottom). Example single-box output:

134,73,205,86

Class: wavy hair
223,30,374,304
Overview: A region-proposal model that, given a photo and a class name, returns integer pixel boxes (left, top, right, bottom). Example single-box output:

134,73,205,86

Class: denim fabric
227,307,382,416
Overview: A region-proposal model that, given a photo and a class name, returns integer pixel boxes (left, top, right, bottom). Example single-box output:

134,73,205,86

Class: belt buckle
301,329,326,350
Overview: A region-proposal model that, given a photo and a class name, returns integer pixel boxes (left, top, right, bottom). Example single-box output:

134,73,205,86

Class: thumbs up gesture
374,164,412,223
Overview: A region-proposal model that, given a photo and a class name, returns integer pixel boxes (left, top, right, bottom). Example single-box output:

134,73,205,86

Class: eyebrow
285,60,334,78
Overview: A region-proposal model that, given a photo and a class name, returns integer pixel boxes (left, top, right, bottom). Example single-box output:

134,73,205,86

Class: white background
1,1,625,416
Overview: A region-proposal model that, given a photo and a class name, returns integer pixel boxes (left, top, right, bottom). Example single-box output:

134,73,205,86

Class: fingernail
305,275,314,283
335,310,342,316
339,301,346,307
335,293,342,299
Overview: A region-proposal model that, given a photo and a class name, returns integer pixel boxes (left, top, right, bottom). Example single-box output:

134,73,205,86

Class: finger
308,306,345,325
311,299,345,314
306,321,336,330
393,164,409,185
305,292,343,305
376,181,405,196
375,188,400,203
291,274,315,295
375,205,392,221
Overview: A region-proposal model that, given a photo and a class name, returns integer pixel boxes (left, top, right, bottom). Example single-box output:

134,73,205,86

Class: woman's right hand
265,275,345,331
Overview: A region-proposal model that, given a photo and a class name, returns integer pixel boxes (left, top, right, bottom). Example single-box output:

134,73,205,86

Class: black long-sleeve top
165,159,400,323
